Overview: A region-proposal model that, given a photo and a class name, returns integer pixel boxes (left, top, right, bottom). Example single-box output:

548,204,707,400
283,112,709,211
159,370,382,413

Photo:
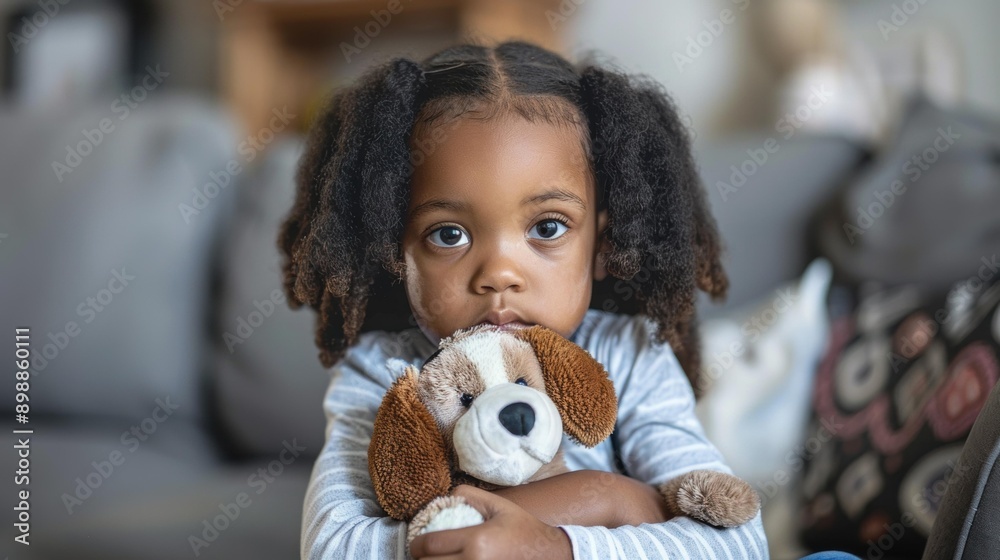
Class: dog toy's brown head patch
415,325,547,446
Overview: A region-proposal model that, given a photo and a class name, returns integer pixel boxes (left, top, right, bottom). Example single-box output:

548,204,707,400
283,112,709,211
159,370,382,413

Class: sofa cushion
1,418,308,559
815,96,1000,296
211,137,330,458
0,97,238,421
699,133,864,314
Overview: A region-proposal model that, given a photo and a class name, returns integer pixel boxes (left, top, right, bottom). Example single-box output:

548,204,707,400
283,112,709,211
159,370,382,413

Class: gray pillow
211,137,329,458
816,97,1000,295
694,133,864,316
0,96,238,421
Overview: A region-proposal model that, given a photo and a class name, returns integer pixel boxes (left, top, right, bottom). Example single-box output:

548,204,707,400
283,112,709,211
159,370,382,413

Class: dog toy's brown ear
515,326,617,447
369,365,452,520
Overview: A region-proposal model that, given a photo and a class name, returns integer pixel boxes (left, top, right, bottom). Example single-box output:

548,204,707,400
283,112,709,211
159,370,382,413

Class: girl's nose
472,252,526,295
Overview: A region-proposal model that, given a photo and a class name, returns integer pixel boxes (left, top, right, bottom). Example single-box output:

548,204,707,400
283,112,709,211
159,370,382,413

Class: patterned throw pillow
799,272,1000,558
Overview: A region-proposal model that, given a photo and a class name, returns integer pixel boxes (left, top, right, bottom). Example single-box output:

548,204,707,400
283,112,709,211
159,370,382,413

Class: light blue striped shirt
301,309,769,559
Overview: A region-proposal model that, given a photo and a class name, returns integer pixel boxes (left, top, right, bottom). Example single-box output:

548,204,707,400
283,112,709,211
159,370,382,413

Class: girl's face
402,114,608,346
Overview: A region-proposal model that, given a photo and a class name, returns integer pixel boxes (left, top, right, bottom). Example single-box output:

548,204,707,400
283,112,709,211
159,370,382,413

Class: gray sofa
0,97,327,559
1,94,995,559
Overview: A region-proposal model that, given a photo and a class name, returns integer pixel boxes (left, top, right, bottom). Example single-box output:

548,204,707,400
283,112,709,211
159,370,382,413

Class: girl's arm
301,335,410,560
550,313,769,559
492,469,673,528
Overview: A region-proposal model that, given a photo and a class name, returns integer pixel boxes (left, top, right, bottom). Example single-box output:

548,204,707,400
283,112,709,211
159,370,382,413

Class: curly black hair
277,41,728,393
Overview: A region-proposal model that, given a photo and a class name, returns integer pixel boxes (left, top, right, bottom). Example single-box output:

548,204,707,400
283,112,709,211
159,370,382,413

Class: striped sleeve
558,313,769,559
300,333,411,560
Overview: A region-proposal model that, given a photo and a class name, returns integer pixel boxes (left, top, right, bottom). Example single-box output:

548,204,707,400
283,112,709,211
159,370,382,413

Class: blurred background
1,0,999,559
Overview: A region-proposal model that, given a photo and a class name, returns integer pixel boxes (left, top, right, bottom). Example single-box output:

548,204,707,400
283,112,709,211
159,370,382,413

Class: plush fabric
662,468,762,528
516,326,618,447
451,380,564,486
368,325,618,521
369,367,453,520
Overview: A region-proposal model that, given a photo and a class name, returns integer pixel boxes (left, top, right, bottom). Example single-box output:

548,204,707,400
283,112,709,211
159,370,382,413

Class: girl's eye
528,219,568,240
515,378,528,386
460,393,475,408
428,226,470,248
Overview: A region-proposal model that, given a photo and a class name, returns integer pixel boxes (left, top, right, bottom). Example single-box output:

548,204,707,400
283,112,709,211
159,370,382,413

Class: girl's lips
479,320,531,332
482,309,528,328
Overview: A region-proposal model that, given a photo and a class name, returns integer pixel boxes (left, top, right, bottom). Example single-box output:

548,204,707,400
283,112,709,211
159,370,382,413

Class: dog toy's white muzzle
453,383,562,486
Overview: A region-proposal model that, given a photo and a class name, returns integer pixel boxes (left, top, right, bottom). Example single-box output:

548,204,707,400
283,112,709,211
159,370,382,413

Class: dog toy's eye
515,378,527,386
460,393,474,408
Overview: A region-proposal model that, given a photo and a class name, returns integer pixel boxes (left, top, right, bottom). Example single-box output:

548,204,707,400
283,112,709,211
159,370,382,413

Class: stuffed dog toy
368,324,760,546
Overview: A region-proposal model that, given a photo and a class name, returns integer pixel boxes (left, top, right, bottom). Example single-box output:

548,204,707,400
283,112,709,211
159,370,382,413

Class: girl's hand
409,484,572,560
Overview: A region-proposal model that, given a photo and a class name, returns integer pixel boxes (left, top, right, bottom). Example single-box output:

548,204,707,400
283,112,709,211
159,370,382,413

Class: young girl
281,40,767,559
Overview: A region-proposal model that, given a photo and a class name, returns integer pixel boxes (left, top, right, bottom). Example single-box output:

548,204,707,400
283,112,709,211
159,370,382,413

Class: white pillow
696,257,833,559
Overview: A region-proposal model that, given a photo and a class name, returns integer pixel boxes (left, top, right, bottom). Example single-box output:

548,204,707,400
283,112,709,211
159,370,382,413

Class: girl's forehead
407,115,594,208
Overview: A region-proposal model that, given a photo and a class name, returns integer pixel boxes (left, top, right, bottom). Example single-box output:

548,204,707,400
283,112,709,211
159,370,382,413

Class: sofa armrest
923,377,1000,559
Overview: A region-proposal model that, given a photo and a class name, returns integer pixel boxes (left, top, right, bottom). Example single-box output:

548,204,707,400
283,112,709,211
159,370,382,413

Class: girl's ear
369,365,452,520
515,326,617,447
593,209,611,281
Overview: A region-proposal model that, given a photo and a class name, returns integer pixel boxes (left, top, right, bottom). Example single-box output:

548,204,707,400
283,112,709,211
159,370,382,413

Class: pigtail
636,86,728,299
277,58,426,367
579,66,728,394
578,67,649,279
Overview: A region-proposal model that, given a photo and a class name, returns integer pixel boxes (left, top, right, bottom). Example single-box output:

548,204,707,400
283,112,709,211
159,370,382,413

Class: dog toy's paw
406,495,485,547
660,470,760,528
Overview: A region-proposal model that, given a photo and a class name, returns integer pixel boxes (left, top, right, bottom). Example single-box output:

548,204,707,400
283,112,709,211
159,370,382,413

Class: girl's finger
451,484,512,517
409,525,478,558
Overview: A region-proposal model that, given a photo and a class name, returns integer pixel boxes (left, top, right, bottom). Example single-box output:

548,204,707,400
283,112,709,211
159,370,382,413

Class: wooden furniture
219,0,566,137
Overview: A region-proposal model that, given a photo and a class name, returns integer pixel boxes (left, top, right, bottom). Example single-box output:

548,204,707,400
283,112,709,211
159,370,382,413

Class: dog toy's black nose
499,402,535,436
